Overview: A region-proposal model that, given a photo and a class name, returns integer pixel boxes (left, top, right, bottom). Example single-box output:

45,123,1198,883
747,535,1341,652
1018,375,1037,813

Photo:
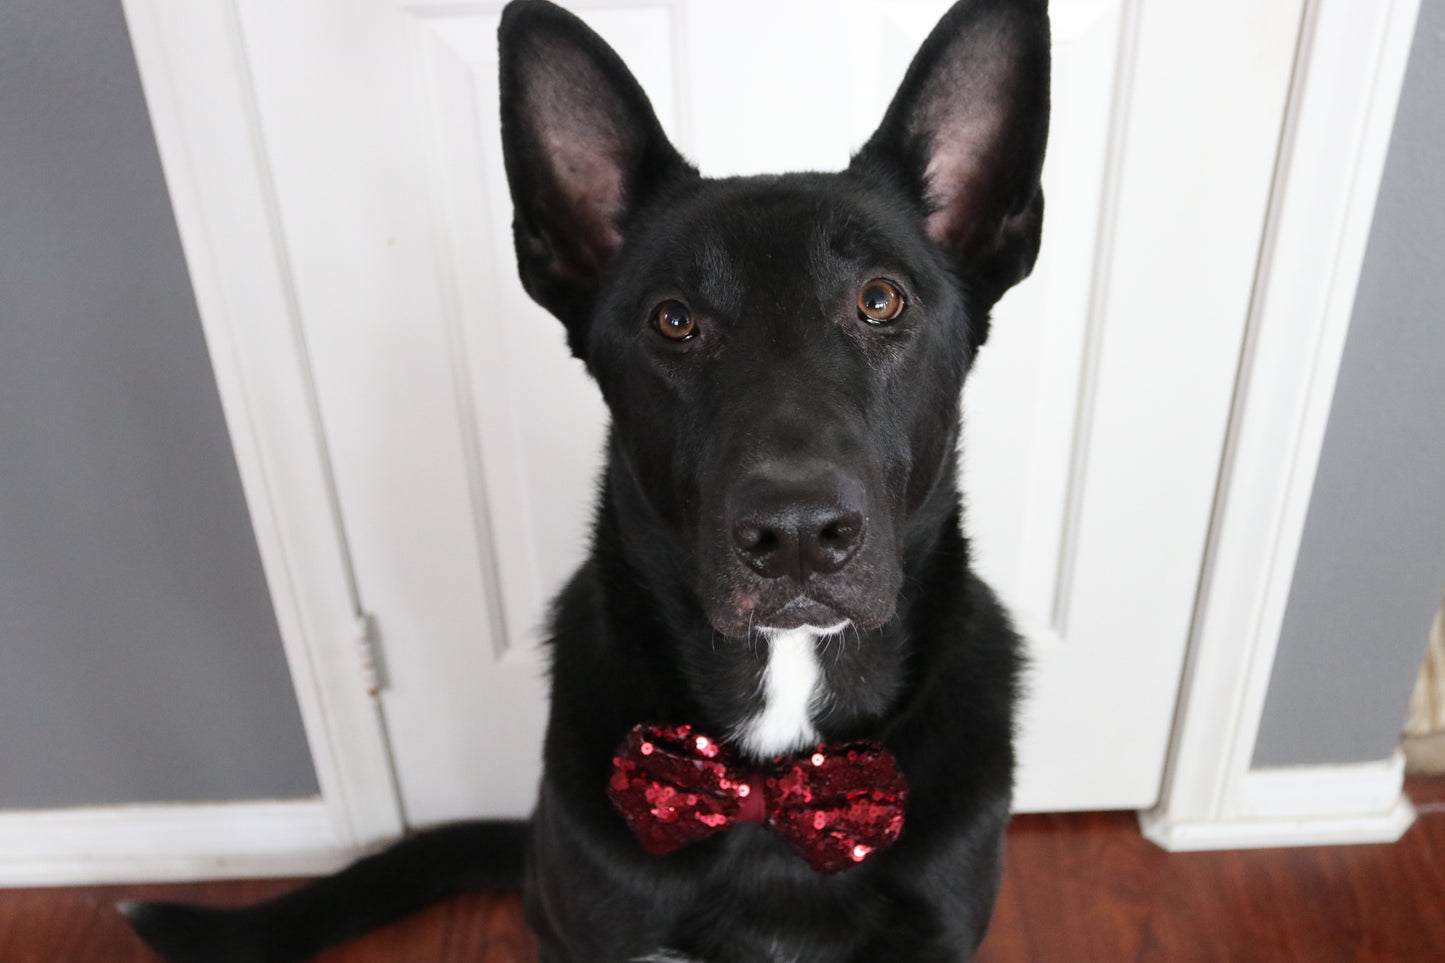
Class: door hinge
354,612,386,698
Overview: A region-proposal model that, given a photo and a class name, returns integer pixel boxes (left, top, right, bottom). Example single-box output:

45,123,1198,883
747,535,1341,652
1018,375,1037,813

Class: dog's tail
121,819,527,963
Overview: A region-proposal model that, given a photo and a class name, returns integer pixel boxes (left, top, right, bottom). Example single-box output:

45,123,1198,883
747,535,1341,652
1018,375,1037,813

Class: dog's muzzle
702,465,900,637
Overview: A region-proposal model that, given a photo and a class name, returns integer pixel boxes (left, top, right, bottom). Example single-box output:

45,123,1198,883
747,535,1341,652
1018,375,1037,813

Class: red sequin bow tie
607,723,908,874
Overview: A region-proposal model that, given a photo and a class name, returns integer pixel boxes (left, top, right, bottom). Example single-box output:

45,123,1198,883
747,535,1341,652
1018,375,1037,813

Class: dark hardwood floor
4,778,1443,963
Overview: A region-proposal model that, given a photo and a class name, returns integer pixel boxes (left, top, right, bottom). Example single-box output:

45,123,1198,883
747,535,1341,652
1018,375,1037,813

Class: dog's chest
729,627,837,758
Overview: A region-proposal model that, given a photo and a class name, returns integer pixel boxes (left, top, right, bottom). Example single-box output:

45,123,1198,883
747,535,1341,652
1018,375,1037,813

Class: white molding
408,8,548,666
404,1,688,670
0,800,354,888
1142,755,1415,852
1234,752,1408,822
1013,0,1306,813
119,0,405,850
1146,0,1423,846
1049,0,1140,636
1141,799,1416,853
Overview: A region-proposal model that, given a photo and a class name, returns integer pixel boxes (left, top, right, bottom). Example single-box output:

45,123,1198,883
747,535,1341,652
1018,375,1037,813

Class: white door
220,0,1305,825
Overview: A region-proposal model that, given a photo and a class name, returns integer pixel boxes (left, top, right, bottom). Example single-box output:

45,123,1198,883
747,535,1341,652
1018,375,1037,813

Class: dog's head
499,0,1048,640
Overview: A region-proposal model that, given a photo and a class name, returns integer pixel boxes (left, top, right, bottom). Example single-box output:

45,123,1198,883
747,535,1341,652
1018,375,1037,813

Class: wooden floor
4,778,1443,963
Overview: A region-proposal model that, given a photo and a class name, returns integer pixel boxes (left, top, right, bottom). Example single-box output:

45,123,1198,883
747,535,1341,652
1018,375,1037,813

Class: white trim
1014,0,1307,814
1141,755,1415,852
1234,751,1409,822
1141,799,1416,853
0,800,354,888
1146,0,1423,846
1050,0,1142,636
120,0,405,851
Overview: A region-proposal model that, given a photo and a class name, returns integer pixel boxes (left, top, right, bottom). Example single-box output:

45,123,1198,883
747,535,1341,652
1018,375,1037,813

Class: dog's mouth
708,584,897,639
758,618,853,637
754,596,847,633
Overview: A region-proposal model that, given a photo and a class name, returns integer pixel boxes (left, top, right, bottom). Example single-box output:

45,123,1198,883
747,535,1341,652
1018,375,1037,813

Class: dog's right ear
499,0,696,357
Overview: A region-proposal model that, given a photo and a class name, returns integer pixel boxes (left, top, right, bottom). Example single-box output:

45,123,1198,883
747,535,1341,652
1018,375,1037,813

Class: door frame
1142,0,1423,850
66,0,1420,883
120,0,405,851
1,0,406,888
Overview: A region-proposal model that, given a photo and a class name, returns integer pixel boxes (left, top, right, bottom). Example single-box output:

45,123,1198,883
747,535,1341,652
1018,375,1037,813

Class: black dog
126,1,1048,960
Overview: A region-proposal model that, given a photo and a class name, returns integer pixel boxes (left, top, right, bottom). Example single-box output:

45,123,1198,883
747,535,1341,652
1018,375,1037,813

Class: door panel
234,0,1301,823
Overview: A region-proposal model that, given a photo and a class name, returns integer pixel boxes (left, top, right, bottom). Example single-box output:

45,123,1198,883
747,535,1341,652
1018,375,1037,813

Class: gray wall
0,0,318,805
1253,0,1445,768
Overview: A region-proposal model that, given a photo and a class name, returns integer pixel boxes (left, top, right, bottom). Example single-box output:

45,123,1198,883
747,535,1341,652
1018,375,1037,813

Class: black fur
126,1,1048,960
122,822,526,963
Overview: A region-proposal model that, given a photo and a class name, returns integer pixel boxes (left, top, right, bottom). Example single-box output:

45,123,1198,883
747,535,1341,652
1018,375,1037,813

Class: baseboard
1140,754,1416,852
0,798,361,888
1234,752,1408,821
1140,797,1415,851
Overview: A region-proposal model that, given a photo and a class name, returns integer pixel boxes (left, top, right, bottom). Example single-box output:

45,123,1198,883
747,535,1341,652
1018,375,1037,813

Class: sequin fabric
606,722,908,874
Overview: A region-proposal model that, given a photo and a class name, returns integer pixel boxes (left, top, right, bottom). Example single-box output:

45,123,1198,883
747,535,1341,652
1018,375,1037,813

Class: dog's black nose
728,474,866,581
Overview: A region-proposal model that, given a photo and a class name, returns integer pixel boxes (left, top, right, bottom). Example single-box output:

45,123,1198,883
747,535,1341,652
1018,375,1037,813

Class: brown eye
654,300,696,341
857,279,906,324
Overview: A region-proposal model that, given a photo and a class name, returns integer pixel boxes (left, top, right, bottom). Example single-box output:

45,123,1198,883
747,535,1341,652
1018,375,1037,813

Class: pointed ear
498,0,695,356
852,0,1049,307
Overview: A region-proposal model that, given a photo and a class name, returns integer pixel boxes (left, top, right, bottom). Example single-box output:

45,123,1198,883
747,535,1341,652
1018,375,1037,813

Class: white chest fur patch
731,623,846,759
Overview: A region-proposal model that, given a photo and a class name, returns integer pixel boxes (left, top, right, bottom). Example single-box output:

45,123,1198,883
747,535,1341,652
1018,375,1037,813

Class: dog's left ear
498,0,696,357
852,0,1050,309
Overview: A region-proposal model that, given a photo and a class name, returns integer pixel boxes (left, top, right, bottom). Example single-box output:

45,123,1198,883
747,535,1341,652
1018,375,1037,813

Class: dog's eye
653,300,696,341
857,279,906,324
